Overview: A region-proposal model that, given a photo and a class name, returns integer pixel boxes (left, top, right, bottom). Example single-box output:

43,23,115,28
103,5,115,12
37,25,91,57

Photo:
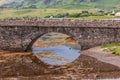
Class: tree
69,13,81,18
81,11,89,16
98,10,104,15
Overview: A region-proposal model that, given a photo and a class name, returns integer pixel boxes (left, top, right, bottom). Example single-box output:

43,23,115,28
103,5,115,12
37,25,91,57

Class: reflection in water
32,32,81,65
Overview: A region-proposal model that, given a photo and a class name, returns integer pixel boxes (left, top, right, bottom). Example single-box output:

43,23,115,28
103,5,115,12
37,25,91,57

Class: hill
0,0,120,10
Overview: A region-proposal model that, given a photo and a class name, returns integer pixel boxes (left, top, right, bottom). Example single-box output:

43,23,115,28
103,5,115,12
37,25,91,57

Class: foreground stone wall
0,19,120,51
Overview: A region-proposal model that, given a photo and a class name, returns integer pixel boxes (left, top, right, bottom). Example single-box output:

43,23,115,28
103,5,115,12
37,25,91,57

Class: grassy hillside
0,8,81,18
1,0,120,10
0,8,116,19
0,0,120,19
19,0,120,10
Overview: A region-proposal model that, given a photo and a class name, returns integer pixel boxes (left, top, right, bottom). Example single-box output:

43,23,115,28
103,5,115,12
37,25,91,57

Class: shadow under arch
25,31,79,52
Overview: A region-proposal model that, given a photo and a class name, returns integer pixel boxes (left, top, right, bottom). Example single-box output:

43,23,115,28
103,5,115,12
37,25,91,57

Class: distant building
115,12,120,16
50,16,54,18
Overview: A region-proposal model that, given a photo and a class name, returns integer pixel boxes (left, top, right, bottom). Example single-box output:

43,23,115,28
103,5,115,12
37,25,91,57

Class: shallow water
32,46,80,65
32,32,81,65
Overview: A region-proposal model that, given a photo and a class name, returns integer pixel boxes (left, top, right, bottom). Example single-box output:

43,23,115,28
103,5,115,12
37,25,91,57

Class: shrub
81,11,89,16
69,13,81,18
97,10,105,16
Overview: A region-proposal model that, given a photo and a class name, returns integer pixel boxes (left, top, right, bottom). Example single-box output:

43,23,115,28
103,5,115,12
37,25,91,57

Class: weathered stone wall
0,19,120,28
0,19,120,51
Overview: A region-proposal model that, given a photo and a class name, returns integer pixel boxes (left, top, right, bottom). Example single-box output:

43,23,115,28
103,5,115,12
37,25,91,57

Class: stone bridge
0,19,120,51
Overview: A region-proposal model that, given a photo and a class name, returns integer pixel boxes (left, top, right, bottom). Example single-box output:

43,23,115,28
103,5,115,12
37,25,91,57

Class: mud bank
0,50,120,80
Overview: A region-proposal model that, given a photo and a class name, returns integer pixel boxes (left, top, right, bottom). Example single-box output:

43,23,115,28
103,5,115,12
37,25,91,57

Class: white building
115,12,120,16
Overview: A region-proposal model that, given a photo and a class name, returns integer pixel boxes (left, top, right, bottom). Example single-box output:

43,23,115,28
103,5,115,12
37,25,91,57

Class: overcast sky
0,0,24,6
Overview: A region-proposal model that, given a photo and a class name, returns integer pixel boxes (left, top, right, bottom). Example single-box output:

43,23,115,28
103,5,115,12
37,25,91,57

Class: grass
57,4,94,9
0,8,81,19
101,42,120,55
0,8,116,19
82,15,115,19
14,9,32,15
69,15,115,19
18,0,120,10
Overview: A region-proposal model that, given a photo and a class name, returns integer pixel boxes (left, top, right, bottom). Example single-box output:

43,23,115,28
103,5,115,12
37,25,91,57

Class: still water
32,46,80,65
32,32,81,66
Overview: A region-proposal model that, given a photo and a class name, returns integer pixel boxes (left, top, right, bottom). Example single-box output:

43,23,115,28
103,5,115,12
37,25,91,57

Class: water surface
32,32,81,65
32,46,80,65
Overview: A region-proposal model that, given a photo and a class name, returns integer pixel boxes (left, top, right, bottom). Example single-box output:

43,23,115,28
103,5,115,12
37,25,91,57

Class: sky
0,0,24,6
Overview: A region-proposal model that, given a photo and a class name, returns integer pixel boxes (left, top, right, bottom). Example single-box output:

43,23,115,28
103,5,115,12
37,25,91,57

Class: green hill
1,0,120,10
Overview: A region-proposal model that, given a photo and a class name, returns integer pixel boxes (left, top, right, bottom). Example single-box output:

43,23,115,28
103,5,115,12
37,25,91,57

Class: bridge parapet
0,19,120,28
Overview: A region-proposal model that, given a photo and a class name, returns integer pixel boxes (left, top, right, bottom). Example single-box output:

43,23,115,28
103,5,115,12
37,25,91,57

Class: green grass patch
82,15,115,19
101,42,120,55
14,9,32,15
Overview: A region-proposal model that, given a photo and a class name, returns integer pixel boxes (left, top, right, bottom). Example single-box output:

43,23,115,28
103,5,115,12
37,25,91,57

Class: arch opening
31,32,81,66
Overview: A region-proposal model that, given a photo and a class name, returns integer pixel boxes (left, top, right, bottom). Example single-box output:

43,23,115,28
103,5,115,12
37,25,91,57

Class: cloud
0,0,24,6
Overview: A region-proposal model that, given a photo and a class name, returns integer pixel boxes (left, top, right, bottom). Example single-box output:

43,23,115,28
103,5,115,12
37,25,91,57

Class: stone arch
25,30,78,51
12,26,119,52
29,31,81,66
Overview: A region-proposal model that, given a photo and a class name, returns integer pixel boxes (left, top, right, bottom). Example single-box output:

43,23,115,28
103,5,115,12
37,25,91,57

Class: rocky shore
0,47,120,80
